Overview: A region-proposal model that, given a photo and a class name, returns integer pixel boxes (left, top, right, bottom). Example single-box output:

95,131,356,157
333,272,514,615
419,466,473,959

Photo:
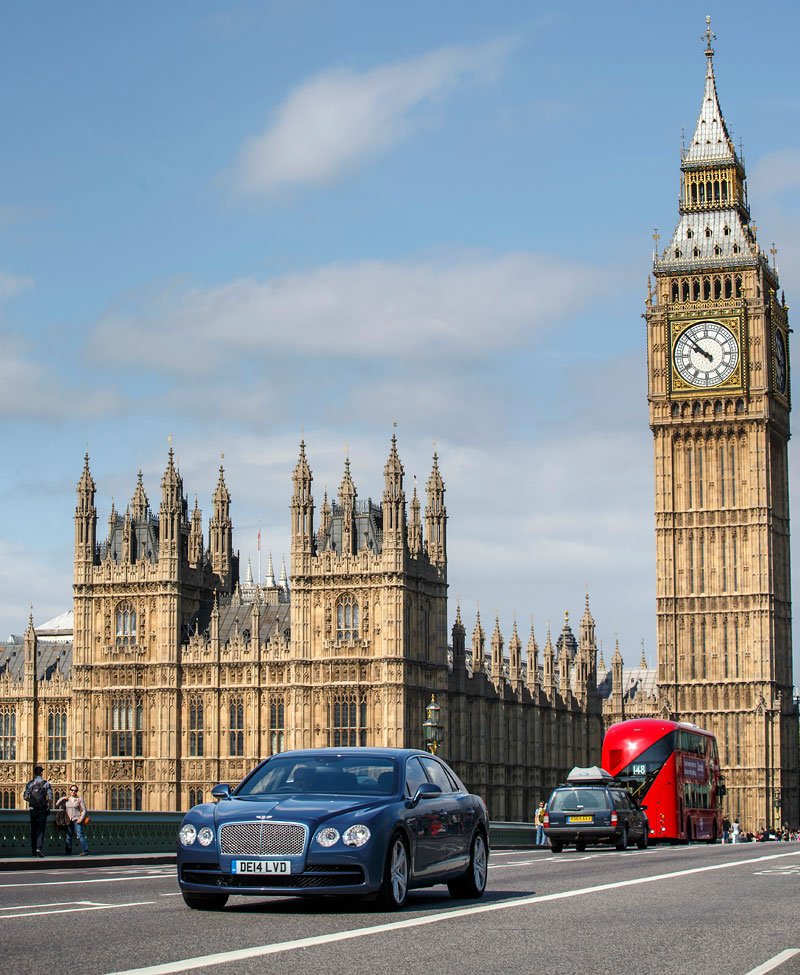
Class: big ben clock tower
647,20,798,831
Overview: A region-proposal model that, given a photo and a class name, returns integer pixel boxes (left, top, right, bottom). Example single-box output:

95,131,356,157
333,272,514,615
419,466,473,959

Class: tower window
714,245,721,256
686,228,694,239
115,602,137,647
189,696,204,757
270,698,285,754
336,594,360,641
675,248,682,258
705,227,712,237
331,692,368,747
109,697,143,756
733,244,740,254
723,225,730,236
229,697,244,757
0,706,16,761
48,708,67,761
693,247,701,258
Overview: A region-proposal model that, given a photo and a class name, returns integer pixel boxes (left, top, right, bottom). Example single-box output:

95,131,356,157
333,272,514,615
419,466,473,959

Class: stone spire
210,462,233,589
471,611,485,675
508,619,522,690
452,604,466,667
381,434,406,550
424,451,446,569
131,469,148,522
543,625,555,697
291,440,314,561
526,623,539,691
407,479,422,556
189,497,203,567
265,551,276,588
159,446,186,563
74,453,97,571
338,456,357,556
490,617,505,689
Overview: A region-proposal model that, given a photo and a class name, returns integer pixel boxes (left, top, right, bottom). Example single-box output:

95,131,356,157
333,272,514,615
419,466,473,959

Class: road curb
0,852,177,871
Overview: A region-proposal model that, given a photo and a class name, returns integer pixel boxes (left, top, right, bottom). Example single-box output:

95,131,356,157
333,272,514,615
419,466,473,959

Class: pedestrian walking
56,784,90,856
731,818,741,844
535,800,547,847
22,764,53,857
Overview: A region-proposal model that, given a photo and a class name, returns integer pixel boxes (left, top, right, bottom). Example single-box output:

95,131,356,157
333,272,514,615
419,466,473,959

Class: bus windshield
614,730,676,804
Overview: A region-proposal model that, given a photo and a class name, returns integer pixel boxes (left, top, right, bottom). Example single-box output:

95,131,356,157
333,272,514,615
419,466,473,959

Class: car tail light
543,813,549,827
611,811,618,826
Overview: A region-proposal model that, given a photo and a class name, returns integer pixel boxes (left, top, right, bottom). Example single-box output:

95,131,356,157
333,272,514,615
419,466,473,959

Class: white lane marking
1,901,154,919
744,949,800,974
105,849,800,975
4,874,176,889
3,900,97,910
159,892,185,897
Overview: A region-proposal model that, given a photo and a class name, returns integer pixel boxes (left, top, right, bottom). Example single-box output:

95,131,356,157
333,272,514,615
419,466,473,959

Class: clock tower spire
646,19,797,831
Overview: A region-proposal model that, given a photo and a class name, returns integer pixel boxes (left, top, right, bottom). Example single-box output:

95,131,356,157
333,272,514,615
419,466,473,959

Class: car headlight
197,826,214,847
315,826,340,847
342,824,371,848
179,824,197,846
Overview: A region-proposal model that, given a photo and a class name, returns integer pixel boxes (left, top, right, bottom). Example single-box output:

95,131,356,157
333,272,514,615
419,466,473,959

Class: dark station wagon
544,766,649,853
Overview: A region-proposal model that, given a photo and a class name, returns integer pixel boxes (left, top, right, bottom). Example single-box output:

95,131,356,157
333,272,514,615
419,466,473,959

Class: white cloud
90,251,606,375
0,333,121,420
750,150,800,200
0,270,33,309
232,38,514,195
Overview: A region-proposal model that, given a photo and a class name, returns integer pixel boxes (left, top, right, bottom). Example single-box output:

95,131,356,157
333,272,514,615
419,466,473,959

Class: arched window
229,696,244,757
48,708,68,761
188,787,204,808
692,278,701,300
682,280,690,301
111,786,133,811
721,180,728,201
672,282,679,302
713,277,722,298
714,245,721,257
686,228,693,239
115,602,137,647
0,706,16,761
735,275,742,297
109,696,143,756
331,692,368,747
270,698,285,754
705,226,712,238
693,247,701,259
336,594,360,641
723,224,730,236
0,789,15,809
189,697,204,757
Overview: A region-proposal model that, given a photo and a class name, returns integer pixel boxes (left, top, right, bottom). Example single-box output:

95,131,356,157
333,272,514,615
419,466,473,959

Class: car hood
212,795,392,827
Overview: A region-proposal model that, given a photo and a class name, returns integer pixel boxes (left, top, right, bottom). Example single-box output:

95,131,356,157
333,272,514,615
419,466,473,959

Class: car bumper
178,856,379,897
544,827,624,843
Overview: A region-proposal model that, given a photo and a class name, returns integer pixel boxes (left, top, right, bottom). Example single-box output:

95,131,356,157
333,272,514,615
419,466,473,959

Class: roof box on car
565,766,614,784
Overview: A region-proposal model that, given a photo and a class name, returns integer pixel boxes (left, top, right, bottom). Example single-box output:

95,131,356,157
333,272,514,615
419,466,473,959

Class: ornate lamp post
422,695,444,754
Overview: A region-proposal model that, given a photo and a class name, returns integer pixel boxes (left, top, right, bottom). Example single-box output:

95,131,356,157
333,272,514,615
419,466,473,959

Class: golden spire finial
703,15,716,55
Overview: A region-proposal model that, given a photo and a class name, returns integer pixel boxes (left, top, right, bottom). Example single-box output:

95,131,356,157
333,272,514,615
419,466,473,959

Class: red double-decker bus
601,718,724,843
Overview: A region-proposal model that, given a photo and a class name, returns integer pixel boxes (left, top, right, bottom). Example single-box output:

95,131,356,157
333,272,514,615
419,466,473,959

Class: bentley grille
219,821,307,857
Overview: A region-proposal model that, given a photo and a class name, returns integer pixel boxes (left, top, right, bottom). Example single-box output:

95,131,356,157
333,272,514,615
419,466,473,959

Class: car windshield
236,756,399,797
550,788,606,812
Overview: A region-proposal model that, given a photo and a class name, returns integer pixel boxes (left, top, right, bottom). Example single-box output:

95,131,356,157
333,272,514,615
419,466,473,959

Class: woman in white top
56,785,90,855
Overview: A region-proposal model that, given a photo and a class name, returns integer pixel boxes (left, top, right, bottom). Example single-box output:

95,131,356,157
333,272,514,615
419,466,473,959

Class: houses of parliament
0,27,797,829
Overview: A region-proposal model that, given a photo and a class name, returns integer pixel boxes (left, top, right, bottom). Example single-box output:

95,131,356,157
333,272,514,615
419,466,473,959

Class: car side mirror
211,783,232,801
407,782,442,808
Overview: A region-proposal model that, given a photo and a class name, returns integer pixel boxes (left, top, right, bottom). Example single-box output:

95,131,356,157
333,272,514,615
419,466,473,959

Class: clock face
775,329,787,394
674,320,739,388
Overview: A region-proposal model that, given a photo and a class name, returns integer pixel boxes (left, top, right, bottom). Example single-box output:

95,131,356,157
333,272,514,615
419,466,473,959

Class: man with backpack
22,764,53,857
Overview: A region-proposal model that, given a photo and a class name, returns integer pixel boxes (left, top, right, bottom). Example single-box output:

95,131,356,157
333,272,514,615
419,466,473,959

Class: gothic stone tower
72,451,236,811
646,23,798,830
289,437,448,749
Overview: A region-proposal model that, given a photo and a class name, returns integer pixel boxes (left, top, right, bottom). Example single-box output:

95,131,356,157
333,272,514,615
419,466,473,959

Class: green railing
0,811,183,857
0,812,537,858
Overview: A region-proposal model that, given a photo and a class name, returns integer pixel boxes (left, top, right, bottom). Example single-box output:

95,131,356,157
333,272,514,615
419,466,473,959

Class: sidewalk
0,851,176,872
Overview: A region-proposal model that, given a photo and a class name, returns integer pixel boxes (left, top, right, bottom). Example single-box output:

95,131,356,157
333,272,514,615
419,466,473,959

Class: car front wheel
376,834,409,910
448,831,488,900
182,892,229,911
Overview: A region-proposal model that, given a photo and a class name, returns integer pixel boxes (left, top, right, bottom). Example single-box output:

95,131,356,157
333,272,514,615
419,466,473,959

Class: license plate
232,860,292,875
568,815,593,823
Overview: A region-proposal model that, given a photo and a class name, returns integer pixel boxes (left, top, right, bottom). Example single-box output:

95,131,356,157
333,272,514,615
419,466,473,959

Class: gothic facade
0,440,605,818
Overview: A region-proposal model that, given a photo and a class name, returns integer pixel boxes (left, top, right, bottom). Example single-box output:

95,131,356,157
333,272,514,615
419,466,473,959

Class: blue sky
2,2,800,677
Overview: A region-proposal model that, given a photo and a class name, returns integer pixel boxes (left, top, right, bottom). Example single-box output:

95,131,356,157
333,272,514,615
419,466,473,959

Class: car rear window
549,788,608,812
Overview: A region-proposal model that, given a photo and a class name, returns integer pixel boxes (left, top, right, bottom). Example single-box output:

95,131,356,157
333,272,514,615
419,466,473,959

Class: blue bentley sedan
177,748,489,910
